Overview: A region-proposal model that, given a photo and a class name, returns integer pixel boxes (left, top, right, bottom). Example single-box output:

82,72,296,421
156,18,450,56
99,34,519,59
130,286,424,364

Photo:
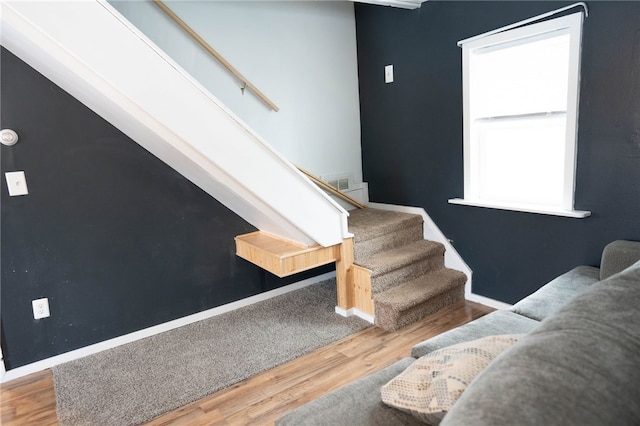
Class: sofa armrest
600,240,640,280
441,261,640,426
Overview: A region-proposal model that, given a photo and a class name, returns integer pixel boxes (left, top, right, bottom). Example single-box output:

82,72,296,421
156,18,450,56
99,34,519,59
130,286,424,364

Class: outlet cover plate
32,298,50,319
385,64,394,83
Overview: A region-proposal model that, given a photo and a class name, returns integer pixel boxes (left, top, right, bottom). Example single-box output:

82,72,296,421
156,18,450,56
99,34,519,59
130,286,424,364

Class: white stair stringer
0,0,349,248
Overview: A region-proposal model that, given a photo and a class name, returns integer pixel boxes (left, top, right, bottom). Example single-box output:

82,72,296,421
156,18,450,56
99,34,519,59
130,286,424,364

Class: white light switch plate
5,171,28,196
385,64,394,83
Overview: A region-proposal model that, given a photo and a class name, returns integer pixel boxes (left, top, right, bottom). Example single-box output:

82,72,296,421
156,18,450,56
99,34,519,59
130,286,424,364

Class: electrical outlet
32,298,50,320
385,64,394,83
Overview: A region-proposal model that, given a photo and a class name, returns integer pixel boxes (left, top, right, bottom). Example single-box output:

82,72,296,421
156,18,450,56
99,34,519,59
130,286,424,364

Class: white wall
109,0,363,187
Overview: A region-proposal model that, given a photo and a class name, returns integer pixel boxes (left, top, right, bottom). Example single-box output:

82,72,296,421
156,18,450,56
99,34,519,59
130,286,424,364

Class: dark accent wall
0,47,331,369
355,1,640,303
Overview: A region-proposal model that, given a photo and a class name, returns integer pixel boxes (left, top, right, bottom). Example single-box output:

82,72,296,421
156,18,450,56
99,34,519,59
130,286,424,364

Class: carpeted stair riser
374,268,467,310
353,222,423,264
374,268,466,331
358,240,445,277
375,285,465,332
357,240,445,294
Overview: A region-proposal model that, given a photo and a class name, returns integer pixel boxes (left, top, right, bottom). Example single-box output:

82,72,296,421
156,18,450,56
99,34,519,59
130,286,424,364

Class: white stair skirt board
0,271,336,383
366,202,512,311
0,347,5,381
335,306,375,324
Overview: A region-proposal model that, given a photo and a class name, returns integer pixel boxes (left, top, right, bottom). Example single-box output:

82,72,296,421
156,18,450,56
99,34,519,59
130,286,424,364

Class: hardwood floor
1,301,493,426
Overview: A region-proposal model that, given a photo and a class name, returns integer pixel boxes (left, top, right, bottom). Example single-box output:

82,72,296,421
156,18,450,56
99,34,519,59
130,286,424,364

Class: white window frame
449,12,590,218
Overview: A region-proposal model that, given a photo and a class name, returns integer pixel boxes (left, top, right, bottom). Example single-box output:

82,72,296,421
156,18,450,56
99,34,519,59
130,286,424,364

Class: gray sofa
277,240,640,425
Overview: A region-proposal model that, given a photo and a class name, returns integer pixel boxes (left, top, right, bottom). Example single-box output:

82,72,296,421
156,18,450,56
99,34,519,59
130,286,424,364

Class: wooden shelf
235,231,340,278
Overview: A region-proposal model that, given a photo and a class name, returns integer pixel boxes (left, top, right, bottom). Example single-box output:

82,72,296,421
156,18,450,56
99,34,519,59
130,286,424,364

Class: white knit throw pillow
381,334,522,425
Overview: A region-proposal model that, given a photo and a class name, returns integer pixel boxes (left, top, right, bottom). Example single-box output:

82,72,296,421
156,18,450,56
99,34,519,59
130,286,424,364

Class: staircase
348,208,466,331
4,1,467,334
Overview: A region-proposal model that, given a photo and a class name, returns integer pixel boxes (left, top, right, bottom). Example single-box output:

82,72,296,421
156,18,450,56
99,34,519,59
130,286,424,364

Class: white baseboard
335,306,375,323
1,271,336,384
466,293,513,310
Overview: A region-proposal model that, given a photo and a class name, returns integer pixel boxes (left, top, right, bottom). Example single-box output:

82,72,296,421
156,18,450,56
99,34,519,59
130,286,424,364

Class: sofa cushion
411,310,538,358
276,357,424,426
441,261,640,426
382,335,521,425
511,265,600,321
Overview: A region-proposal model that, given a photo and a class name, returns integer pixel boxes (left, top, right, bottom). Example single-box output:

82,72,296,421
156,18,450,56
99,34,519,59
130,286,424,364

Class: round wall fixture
0,129,19,146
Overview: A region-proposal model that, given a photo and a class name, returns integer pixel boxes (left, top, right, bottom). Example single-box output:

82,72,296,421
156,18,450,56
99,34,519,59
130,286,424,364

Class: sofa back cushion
441,261,640,426
411,310,538,359
511,265,600,321
600,240,640,280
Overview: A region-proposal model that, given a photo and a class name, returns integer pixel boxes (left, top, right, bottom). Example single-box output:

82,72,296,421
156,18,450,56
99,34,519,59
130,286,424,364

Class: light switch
385,65,394,83
5,171,29,196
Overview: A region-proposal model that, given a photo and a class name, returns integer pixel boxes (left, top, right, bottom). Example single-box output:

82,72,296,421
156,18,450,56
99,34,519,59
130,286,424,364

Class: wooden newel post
335,237,355,311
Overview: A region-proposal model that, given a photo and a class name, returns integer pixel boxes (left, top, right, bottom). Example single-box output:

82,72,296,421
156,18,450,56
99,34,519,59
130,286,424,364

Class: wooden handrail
297,167,366,210
152,0,279,112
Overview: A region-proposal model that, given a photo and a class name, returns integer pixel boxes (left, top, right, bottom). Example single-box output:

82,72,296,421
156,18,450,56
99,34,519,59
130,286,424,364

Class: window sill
448,198,591,218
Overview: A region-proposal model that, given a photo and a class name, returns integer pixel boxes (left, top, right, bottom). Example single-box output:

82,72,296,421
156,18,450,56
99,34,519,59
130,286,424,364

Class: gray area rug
53,279,369,425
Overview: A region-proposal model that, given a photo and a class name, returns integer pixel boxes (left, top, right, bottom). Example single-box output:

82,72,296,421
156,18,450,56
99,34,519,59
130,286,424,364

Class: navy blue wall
355,1,640,303
0,47,330,369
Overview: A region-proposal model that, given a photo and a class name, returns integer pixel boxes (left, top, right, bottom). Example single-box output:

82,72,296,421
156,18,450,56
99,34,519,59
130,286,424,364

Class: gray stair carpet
349,208,424,262
348,208,466,331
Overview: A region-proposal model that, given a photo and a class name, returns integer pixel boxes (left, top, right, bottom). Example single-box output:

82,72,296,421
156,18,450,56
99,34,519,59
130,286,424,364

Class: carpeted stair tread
376,285,465,332
374,269,467,331
374,268,467,310
348,208,423,243
356,239,444,278
352,221,424,264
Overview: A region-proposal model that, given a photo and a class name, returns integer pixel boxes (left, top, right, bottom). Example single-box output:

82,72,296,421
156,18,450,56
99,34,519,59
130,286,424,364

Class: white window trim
449,12,590,218
448,198,590,218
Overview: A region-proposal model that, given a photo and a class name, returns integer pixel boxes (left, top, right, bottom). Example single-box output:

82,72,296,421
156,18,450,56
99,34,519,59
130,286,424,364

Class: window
449,11,590,218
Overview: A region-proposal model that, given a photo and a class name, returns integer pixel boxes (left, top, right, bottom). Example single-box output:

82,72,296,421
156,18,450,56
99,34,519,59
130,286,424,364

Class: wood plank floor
1,301,493,426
